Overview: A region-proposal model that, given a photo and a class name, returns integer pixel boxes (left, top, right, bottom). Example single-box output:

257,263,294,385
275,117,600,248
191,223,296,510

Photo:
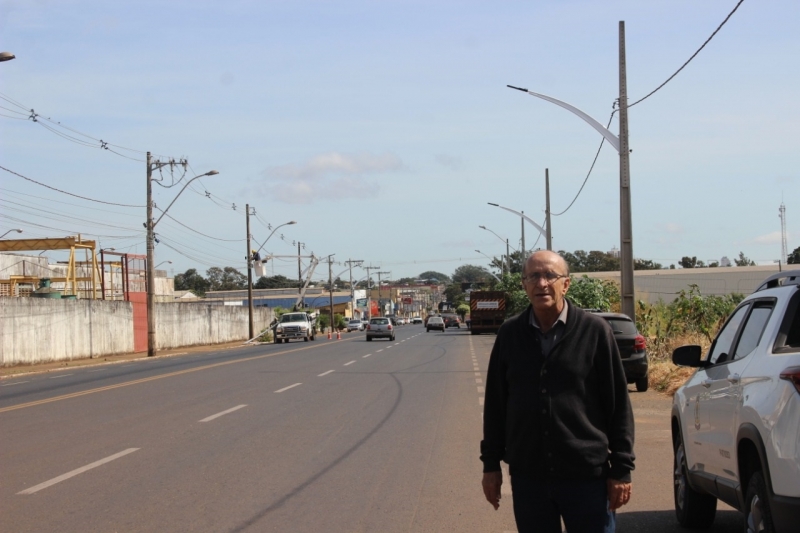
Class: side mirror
672,345,704,367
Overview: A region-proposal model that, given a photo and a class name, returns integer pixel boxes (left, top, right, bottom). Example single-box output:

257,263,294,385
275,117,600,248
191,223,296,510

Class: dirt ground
0,341,252,379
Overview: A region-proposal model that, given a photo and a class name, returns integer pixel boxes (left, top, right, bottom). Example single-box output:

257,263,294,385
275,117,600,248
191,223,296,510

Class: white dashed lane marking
362,354,372,358
344,361,356,366
49,374,73,379
199,404,247,422
318,370,335,377
17,448,140,495
274,383,302,393
1,381,29,387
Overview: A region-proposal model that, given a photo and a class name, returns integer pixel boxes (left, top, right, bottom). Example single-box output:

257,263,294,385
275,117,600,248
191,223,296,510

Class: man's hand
607,478,632,510
482,471,503,510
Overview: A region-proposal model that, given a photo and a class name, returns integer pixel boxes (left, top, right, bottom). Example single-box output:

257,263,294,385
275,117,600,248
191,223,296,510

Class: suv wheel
636,375,649,392
745,471,775,533
674,440,717,528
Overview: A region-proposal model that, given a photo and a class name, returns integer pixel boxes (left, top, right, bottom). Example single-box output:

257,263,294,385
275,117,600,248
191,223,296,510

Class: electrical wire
552,111,615,217
629,0,746,109
155,210,244,242
0,165,145,207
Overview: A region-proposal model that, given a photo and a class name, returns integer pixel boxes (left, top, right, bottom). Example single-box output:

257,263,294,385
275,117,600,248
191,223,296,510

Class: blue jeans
510,473,615,533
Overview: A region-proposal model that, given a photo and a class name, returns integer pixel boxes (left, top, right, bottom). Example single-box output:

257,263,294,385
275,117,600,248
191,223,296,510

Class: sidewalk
0,341,249,379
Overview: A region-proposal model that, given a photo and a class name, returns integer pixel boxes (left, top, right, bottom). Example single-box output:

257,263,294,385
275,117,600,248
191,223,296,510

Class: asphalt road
0,325,744,532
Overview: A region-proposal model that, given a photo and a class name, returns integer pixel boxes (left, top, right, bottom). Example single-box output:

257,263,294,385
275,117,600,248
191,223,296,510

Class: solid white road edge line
199,404,247,423
17,448,140,495
318,370,335,377
274,383,302,393
1,381,30,387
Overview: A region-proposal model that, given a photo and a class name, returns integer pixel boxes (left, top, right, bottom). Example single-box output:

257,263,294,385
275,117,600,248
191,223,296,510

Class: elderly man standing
480,250,634,533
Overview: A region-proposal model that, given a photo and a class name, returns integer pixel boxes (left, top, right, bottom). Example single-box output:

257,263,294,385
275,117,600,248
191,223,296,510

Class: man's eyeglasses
522,271,567,284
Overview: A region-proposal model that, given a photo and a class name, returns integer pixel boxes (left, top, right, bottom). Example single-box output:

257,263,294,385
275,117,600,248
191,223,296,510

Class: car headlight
300,325,308,330
276,327,283,333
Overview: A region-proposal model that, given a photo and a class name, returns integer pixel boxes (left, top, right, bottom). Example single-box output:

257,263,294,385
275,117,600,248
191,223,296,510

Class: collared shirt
529,301,569,358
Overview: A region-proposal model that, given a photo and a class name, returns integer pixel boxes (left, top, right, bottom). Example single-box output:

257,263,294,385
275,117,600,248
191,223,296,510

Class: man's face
522,252,570,313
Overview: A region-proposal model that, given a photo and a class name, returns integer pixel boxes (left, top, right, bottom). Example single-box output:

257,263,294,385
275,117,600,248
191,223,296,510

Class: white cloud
663,223,684,234
256,152,404,204
753,231,783,244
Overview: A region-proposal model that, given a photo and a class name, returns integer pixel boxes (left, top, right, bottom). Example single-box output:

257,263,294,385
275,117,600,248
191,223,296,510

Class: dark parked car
442,314,461,329
591,312,648,392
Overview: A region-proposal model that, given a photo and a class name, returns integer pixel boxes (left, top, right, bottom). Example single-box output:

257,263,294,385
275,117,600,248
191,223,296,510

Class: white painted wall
0,299,274,366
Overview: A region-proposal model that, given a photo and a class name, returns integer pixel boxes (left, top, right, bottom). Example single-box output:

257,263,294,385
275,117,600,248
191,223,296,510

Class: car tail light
366,325,371,330
388,324,393,330
780,366,800,395
634,334,646,351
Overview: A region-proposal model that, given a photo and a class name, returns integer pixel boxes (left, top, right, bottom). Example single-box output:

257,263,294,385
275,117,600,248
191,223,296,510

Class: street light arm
507,85,620,153
488,202,547,239
475,250,502,282
479,225,519,252
152,171,218,228
254,220,297,256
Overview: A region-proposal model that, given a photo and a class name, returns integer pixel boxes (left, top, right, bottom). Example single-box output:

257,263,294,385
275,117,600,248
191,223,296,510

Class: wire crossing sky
1,0,797,280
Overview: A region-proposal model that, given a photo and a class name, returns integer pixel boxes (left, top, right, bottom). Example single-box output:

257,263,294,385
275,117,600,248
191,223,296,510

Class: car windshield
429,317,443,323
371,318,389,325
280,313,307,323
348,320,360,324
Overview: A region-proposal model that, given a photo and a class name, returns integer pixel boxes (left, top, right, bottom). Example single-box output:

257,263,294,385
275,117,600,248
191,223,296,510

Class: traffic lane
2,327,497,531
0,330,394,409
0,329,424,497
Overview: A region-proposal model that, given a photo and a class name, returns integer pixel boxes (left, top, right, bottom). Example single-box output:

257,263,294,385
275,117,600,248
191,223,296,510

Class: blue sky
1,0,797,282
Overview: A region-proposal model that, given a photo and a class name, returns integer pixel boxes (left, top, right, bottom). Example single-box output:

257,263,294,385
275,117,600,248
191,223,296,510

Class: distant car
366,317,395,341
442,314,461,329
591,311,648,392
395,317,405,325
346,319,363,332
411,317,423,325
427,316,445,332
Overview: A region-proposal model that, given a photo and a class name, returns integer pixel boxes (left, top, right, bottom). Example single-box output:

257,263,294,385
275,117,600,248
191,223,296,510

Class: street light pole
0,229,22,239
475,250,502,282
246,204,254,339
506,20,636,320
545,168,552,251
146,152,218,356
487,202,547,268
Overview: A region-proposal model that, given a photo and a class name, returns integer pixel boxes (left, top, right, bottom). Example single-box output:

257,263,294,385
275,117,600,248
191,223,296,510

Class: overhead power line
0,165,145,207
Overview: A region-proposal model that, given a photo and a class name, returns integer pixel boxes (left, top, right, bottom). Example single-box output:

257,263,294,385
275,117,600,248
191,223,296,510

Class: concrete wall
1,299,275,366
1,298,134,366
155,303,273,350
581,265,783,304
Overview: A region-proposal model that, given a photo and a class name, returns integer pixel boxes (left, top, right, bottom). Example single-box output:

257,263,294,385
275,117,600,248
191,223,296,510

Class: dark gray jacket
480,302,635,481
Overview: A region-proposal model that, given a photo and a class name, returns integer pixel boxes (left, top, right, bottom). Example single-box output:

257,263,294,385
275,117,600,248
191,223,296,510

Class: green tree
444,283,465,306
254,274,298,289
493,273,529,316
567,276,620,311
174,268,210,296
734,252,756,267
679,256,698,269
788,246,800,264
206,266,248,291
452,264,493,283
634,259,663,270
418,270,452,284
456,303,470,320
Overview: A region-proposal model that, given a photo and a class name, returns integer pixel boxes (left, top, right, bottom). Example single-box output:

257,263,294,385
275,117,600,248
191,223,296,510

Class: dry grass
647,332,711,396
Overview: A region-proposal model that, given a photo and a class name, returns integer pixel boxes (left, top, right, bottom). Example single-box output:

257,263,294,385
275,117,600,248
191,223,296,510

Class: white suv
671,270,800,532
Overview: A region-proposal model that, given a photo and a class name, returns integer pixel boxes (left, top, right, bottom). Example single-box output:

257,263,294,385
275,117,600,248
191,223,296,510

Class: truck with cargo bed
469,291,506,335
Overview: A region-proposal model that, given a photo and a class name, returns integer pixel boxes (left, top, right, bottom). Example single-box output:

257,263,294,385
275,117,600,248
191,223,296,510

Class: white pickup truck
273,312,317,343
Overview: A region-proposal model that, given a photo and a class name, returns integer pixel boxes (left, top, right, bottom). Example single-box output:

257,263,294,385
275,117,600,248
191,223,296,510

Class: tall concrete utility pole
363,265,379,318
246,204,254,339
545,168,552,251
327,255,335,331
146,153,217,356
377,271,390,316
345,259,363,317
520,212,526,264
618,21,635,321
779,201,788,265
